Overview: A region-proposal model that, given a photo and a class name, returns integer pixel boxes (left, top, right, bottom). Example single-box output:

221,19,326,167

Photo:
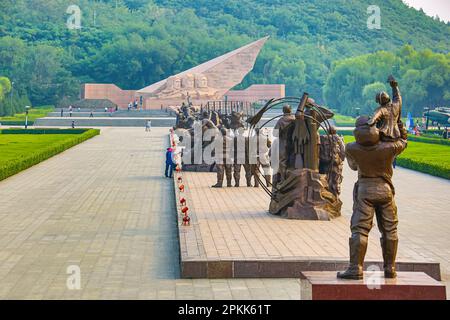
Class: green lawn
343,136,450,179
0,106,54,122
0,134,75,165
0,129,99,181
333,114,356,127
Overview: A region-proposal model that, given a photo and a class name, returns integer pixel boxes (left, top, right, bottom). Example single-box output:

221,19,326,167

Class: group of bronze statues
174,75,407,280
175,101,269,188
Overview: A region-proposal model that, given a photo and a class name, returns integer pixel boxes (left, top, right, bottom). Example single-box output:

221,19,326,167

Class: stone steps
48,110,172,118
34,117,175,127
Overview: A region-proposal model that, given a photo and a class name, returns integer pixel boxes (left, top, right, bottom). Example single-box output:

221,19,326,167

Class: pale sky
402,0,450,23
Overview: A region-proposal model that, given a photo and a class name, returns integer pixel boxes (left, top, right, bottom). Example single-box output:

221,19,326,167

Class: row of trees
0,0,448,115
323,46,450,116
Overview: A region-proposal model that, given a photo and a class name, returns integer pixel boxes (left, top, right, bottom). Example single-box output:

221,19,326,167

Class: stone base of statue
269,169,341,220
301,271,446,300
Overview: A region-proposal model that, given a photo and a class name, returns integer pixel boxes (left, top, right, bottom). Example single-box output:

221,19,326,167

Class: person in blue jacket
165,147,176,178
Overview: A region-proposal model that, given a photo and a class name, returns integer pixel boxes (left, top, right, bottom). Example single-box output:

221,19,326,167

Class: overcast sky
402,0,450,23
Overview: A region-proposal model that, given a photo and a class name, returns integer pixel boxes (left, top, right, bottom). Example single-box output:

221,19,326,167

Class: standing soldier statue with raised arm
338,77,407,280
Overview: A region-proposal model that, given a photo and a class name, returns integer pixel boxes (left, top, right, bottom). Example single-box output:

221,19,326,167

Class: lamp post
10,81,14,106
25,106,30,129
424,107,430,130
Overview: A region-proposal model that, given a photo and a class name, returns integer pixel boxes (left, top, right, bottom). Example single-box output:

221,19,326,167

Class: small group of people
61,105,74,117
127,99,140,111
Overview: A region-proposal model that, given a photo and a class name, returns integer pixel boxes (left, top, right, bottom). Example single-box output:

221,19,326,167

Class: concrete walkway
0,128,300,299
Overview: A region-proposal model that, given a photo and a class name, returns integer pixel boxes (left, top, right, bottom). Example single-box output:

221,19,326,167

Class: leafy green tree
324,46,450,116
0,76,11,100
362,82,387,114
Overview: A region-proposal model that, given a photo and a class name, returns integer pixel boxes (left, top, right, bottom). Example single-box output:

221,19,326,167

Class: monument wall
225,84,285,103
81,84,136,108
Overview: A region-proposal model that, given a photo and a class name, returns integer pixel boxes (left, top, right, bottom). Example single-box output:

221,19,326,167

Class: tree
0,76,11,100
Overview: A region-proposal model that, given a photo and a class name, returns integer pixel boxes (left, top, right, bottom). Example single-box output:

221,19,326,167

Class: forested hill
0,0,448,115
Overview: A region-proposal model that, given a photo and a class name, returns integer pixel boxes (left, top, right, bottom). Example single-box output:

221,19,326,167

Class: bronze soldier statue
320,126,345,197
229,111,245,130
212,128,233,188
273,105,295,187
337,115,407,280
258,128,272,187
233,127,246,187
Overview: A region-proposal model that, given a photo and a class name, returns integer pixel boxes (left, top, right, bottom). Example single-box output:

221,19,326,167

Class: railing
204,100,255,116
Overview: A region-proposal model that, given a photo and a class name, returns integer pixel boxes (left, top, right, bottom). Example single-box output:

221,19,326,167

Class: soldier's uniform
273,109,295,187
338,121,406,280
212,130,233,188
233,129,246,187
320,133,345,196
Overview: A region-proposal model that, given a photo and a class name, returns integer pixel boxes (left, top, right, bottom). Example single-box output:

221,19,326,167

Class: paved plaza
0,127,448,299
0,128,300,299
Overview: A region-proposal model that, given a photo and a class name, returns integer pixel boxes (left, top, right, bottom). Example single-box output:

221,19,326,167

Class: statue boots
254,176,260,188
380,238,398,278
212,174,223,188
337,234,368,280
226,177,232,188
246,177,252,187
264,175,271,187
234,178,240,187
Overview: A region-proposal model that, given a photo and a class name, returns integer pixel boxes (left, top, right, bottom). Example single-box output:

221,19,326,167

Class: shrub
407,135,450,146
396,157,450,180
343,135,449,180
1,128,90,134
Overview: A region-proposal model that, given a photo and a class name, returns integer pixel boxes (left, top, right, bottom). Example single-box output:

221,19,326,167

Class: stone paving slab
175,160,449,282
0,127,304,299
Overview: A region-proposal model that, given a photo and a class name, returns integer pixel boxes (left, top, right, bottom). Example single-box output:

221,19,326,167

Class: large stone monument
81,37,285,109
137,37,272,108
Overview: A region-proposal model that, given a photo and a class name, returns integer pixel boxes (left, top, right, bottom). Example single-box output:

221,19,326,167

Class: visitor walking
145,120,152,132
90,110,94,118
71,120,75,129
61,108,64,117
165,147,176,178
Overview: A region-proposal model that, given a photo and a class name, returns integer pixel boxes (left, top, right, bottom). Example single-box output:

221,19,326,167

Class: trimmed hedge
396,157,450,180
1,128,91,134
407,135,450,146
342,135,449,180
0,129,100,181
0,120,35,126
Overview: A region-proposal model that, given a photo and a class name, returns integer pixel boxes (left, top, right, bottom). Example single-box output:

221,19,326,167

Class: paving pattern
178,150,450,294
180,167,447,263
0,127,301,299
0,127,448,299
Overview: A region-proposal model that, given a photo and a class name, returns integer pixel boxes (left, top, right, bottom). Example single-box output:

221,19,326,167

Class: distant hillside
0,0,448,112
